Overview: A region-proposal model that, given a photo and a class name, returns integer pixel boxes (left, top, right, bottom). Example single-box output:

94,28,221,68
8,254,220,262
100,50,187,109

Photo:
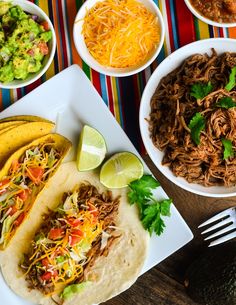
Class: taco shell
0,115,54,124
0,121,55,168
0,124,27,135
0,121,26,132
0,162,149,305
0,133,71,249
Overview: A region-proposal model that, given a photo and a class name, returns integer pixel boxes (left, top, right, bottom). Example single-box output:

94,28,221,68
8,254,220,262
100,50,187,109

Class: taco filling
20,183,120,297
0,141,66,248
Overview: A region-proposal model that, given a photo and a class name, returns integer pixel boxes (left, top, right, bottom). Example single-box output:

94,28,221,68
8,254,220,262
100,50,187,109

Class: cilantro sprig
188,112,206,145
190,82,213,100
225,66,236,91
128,175,172,236
221,138,234,160
216,96,236,109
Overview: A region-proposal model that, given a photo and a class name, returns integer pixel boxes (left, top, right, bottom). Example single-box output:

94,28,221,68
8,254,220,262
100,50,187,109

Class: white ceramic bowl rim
184,0,236,28
73,0,165,77
0,0,56,89
140,38,236,198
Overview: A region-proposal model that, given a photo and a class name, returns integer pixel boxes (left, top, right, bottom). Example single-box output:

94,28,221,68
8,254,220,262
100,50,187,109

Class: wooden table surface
103,155,236,305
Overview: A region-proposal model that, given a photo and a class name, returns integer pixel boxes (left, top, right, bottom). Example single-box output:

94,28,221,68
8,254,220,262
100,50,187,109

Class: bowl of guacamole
0,0,56,89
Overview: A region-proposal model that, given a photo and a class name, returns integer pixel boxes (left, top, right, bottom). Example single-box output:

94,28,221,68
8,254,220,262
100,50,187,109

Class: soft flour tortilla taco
0,121,55,168
0,134,71,249
0,162,149,305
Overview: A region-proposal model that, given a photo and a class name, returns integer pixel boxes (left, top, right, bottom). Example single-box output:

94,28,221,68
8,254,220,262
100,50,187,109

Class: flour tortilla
0,161,149,305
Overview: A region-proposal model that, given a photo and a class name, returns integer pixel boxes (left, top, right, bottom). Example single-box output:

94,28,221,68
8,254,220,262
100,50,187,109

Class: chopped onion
0,191,9,203
100,231,110,250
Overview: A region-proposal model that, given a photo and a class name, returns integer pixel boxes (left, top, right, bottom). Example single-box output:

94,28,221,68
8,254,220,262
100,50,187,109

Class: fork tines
198,207,236,247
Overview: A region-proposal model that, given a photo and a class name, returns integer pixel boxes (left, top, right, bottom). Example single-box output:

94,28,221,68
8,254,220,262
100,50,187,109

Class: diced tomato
8,205,18,216
40,270,58,281
0,179,10,187
38,41,49,55
17,189,30,201
14,212,25,227
41,271,51,281
48,228,64,240
41,258,50,267
67,217,82,227
68,235,82,247
41,20,50,31
0,178,10,194
68,229,84,246
11,160,20,173
71,229,83,237
27,167,44,184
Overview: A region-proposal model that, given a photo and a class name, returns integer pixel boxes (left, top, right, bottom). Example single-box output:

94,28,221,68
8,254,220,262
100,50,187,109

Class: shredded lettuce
0,211,21,245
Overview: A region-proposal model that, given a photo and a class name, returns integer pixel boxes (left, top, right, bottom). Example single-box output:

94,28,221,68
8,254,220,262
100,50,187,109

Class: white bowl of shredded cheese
73,0,165,77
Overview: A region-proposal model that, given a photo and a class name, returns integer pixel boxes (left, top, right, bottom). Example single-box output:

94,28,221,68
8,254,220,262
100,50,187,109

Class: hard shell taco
0,121,26,132
0,115,54,124
0,121,56,168
0,133,71,249
0,162,149,305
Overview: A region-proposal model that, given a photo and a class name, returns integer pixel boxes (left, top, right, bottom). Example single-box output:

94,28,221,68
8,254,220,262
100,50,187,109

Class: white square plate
0,65,193,305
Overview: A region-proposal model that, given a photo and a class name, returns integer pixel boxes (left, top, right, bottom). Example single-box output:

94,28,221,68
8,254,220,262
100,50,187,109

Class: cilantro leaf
160,199,172,216
142,203,160,232
141,204,167,236
188,112,206,145
128,175,160,205
190,82,213,99
216,96,236,109
225,66,236,91
128,175,172,236
221,138,234,160
150,216,165,236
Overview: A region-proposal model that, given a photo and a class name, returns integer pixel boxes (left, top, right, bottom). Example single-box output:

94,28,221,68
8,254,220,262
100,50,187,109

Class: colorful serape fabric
0,0,236,154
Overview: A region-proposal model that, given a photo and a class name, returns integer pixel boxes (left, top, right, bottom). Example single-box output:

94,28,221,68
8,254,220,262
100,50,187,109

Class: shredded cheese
82,0,160,68
24,192,104,292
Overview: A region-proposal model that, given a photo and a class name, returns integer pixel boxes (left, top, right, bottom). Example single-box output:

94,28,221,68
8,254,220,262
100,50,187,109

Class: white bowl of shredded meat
73,0,165,77
184,0,236,27
140,38,236,197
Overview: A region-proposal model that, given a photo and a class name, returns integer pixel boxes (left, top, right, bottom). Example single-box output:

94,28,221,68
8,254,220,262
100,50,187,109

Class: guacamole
0,2,52,83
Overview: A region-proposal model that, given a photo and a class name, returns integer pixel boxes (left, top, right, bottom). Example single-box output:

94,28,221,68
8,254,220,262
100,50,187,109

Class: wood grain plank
103,267,199,305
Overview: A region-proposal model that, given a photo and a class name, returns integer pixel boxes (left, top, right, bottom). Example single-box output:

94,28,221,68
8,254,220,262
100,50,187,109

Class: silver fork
198,207,236,247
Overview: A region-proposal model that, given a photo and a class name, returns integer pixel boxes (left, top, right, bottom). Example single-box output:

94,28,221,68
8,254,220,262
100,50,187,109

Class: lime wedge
100,152,143,188
77,125,107,171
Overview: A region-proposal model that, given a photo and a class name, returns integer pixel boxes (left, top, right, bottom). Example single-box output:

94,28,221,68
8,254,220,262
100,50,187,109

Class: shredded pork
149,49,236,186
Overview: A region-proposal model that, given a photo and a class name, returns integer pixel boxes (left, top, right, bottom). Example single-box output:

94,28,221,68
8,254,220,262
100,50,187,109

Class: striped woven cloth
0,0,236,154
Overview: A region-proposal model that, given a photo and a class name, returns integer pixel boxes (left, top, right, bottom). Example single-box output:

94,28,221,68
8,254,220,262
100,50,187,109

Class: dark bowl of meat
139,38,236,197
184,0,236,27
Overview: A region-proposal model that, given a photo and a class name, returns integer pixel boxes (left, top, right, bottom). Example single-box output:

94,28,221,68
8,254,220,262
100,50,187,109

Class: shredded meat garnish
149,49,236,186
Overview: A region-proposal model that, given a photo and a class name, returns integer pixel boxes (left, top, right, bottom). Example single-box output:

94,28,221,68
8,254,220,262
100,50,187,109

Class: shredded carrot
82,0,160,68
